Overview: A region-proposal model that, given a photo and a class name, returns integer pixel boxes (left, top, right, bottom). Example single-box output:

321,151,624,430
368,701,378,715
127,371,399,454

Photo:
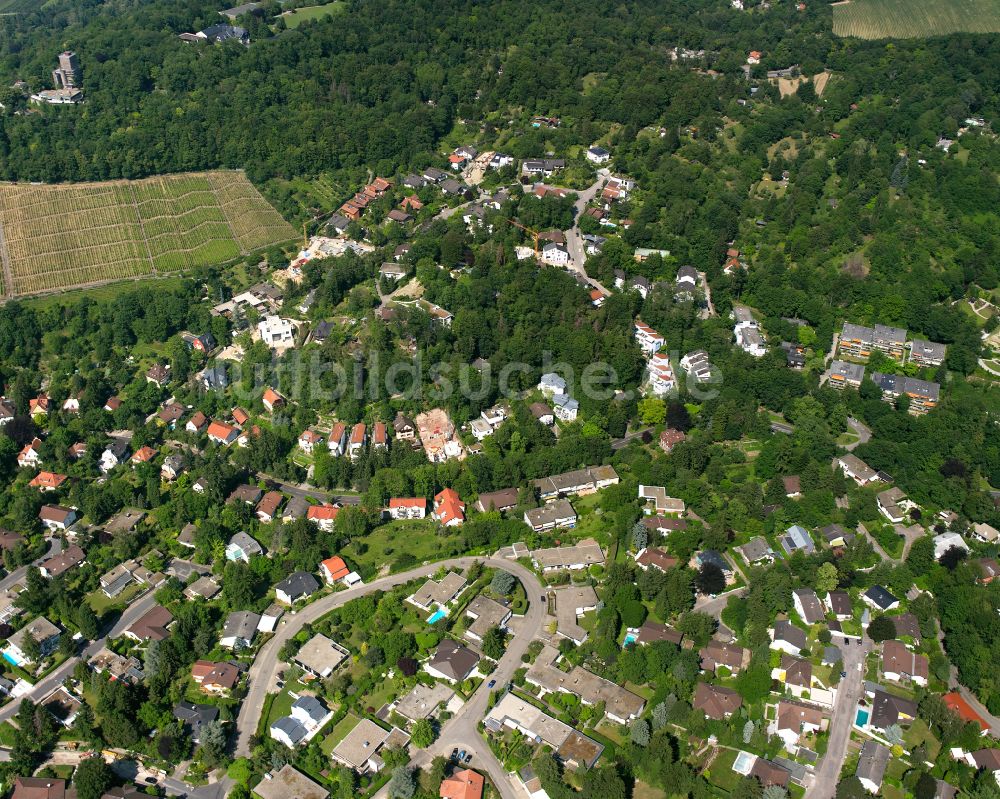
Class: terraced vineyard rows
0,170,296,297
832,0,1000,38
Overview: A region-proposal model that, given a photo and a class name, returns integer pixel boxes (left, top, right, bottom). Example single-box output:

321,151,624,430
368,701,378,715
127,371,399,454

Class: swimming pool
2,651,22,667
855,708,870,727
428,609,448,625
623,633,638,647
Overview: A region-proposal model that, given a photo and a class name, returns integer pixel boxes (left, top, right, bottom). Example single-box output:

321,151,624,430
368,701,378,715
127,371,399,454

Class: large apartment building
839,322,943,366
870,372,940,415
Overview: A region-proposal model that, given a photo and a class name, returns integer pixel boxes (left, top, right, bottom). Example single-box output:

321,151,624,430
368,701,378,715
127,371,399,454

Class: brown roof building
126,605,173,642
693,682,742,720
699,640,749,673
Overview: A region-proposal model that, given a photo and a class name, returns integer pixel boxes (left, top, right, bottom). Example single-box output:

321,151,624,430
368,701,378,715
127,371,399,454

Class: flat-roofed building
530,538,604,571
464,595,512,642
330,718,394,773
252,765,328,799
552,585,599,643
392,682,455,723
294,634,349,679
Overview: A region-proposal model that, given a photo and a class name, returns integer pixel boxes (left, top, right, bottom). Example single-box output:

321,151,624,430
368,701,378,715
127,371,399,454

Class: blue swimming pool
2,651,22,667
855,708,870,727
623,633,638,647
428,609,447,624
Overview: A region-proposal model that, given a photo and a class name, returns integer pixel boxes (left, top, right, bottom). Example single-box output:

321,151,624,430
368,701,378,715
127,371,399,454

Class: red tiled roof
321,555,349,581
390,498,427,509
29,472,67,490
308,505,340,522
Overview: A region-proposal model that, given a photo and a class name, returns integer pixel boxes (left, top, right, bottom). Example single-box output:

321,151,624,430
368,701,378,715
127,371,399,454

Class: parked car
464,753,473,764
487,679,496,689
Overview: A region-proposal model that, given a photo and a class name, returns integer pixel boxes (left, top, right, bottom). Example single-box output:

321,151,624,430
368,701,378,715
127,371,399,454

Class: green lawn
633,781,666,799
703,748,743,793
904,718,941,759
265,681,307,727
342,518,463,576
320,712,360,753
0,722,17,746
280,1,343,28
87,582,145,615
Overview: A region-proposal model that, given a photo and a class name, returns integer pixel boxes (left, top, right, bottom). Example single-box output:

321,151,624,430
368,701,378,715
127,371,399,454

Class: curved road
235,558,546,799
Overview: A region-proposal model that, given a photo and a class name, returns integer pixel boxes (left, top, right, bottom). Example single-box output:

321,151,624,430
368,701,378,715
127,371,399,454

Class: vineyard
0,171,296,297
832,0,1000,38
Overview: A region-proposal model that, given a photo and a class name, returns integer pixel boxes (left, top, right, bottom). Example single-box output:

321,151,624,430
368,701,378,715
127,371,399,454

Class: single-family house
770,619,808,655
220,611,261,649
426,639,480,683
275,571,320,605
693,682,742,720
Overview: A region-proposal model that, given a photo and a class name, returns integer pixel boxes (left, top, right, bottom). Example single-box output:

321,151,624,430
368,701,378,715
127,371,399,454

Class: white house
538,373,567,397
298,429,325,454
933,532,968,561
634,320,665,355
586,146,611,164
258,316,296,348
647,353,676,396
17,438,43,469
541,242,570,266
387,498,428,519
99,440,130,474
553,394,579,422
270,695,331,748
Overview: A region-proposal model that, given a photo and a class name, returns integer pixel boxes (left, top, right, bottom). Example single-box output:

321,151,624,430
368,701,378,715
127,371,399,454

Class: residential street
234,553,546,799
0,537,61,594
805,635,871,799
0,590,158,724
563,171,611,296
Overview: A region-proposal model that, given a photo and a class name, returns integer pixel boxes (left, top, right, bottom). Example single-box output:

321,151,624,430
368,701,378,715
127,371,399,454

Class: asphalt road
234,557,545,799
258,472,361,507
806,634,872,799
0,537,62,594
0,589,158,724
564,171,611,296
843,417,871,452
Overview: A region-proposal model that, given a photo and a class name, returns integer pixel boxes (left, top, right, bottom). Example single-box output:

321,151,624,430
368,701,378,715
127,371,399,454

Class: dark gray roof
430,639,479,681
864,585,898,610
773,619,807,650
271,716,307,745
276,571,320,601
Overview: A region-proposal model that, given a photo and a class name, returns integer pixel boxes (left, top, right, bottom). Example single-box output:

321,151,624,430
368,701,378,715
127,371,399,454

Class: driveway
806,635,872,799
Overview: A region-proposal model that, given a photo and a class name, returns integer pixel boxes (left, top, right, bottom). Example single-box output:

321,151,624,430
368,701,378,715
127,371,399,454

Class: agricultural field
832,0,1000,38
0,170,296,297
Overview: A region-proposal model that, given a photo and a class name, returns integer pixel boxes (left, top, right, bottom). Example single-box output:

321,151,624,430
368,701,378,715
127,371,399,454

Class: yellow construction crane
506,218,541,260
